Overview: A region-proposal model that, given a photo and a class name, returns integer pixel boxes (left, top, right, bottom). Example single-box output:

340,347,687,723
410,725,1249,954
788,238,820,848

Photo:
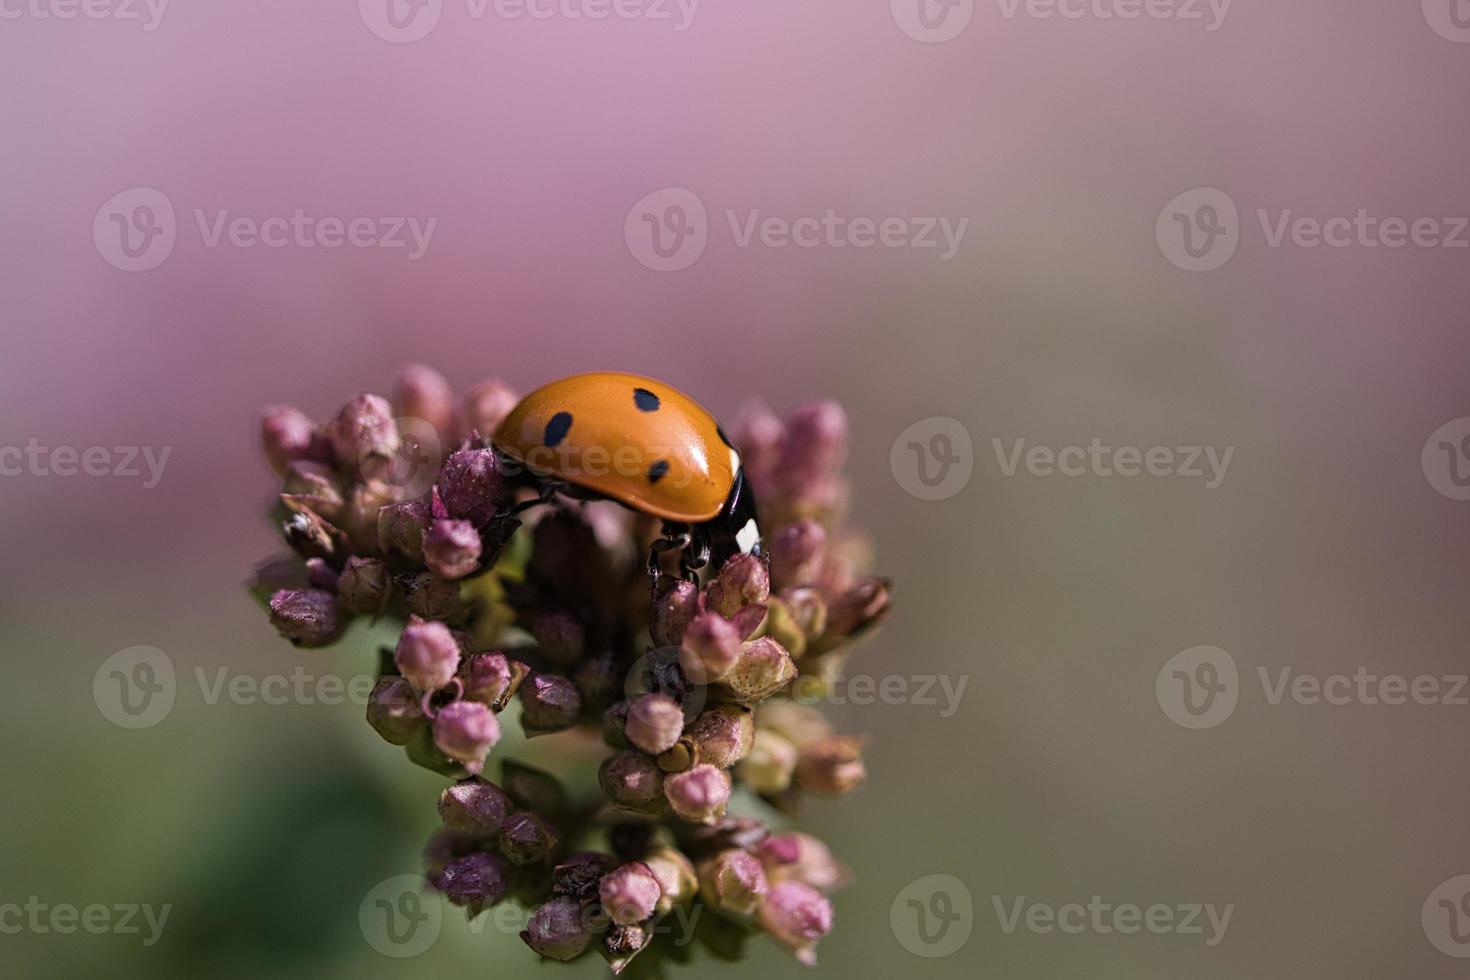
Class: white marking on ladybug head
728,446,741,474
735,518,760,555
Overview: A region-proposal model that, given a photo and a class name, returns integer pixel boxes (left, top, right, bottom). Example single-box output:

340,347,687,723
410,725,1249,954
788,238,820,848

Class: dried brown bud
439,777,513,838
365,676,425,745
499,811,558,865
338,556,392,616
519,674,582,736
795,735,866,795
267,589,344,647
686,703,754,769
377,500,431,560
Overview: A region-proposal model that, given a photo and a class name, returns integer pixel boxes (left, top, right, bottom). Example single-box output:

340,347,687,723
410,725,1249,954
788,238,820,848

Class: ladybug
492,372,762,577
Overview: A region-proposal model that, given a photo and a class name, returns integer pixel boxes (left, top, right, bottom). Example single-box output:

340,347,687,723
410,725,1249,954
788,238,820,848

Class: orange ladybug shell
493,372,739,523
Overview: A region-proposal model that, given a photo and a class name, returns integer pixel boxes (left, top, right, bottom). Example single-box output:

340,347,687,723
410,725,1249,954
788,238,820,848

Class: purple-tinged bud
461,379,519,440
600,862,662,927
795,735,866,796
304,557,339,593
268,589,344,648
756,701,832,747
338,556,392,616
499,811,558,865
575,653,617,707
340,481,395,555
759,881,833,965
781,588,828,639
459,652,526,710
423,518,482,580
429,851,512,918
391,363,455,437
552,852,616,903
706,553,770,619
404,573,468,625
598,751,665,813
327,393,399,472
824,577,892,638
378,500,431,560
519,674,582,736
643,848,697,912
719,637,796,703
650,577,699,646
602,702,631,749
738,728,798,794
502,761,570,816
282,462,344,522
679,613,743,682
663,764,731,824
438,448,507,527
395,615,461,694
730,401,784,495
777,400,848,492
624,693,685,756
521,898,591,962
366,676,425,745
281,505,348,561
438,777,513,838
533,611,585,667
686,704,754,769
260,405,328,475
757,833,850,893
697,849,767,919
767,519,826,589
432,700,501,775
248,554,308,604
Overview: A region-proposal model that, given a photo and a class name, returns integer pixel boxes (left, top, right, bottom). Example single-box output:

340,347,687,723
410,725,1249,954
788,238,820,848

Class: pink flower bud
759,881,833,965
268,589,344,648
327,393,399,470
390,363,454,437
643,848,697,912
767,519,826,589
395,615,461,693
459,652,525,709
730,400,784,495
663,763,731,824
720,637,796,703
377,500,431,560
777,400,847,494
438,448,506,526
260,405,328,475
757,833,850,892
598,750,665,813
706,553,770,618
624,693,685,755
697,849,767,919
679,612,742,682
795,735,866,795
432,699,500,775
519,674,582,736
429,851,512,919
686,703,754,769
423,518,482,580
599,862,663,926
439,777,513,838
650,577,699,646
461,378,519,440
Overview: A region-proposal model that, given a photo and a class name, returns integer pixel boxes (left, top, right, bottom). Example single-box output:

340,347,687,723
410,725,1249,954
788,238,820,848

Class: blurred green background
4,1,1470,978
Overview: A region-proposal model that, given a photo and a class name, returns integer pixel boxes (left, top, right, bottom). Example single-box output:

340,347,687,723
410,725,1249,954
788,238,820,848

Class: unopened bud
521,898,591,962
366,676,425,745
432,700,501,775
686,703,754,769
795,735,866,795
439,448,507,527
378,500,431,560
327,393,399,472
533,611,585,667
624,693,685,756
679,612,742,682
340,481,394,555
260,405,328,475
643,847,697,912
429,851,512,918
706,553,770,618
404,573,468,625
282,462,343,522
519,674,582,736
824,577,892,638
767,518,826,589
729,401,784,494
598,750,665,813
755,701,832,746
395,615,461,694
424,518,483,580
757,833,850,893
697,849,766,919
338,556,392,616
268,589,344,648
459,652,526,709
438,777,513,838
719,637,796,703
499,811,558,865
737,728,798,794
759,881,833,966
777,400,848,493
461,379,519,440
391,363,455,437
650,577,699,646
599,861,663,926
663,763,731,824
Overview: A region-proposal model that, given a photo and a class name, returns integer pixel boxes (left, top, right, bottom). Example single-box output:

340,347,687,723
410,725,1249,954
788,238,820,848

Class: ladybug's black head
702,466,762,568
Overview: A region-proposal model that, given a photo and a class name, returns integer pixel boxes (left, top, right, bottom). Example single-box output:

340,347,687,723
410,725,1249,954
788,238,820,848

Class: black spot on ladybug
647,459,670,483
716,425,732,448
633,388,660,412
544,412,573,447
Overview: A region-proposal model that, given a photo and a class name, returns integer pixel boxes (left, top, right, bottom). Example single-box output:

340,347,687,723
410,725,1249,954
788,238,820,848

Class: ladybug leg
647,523,693,586
680,529,711,581
508,477,565,516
